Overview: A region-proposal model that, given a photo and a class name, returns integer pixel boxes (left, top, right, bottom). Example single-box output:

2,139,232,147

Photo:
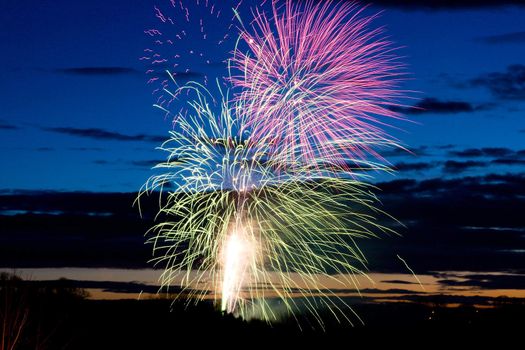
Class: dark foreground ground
2,275,524,349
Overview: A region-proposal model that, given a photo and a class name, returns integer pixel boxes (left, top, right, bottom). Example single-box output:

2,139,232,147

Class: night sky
1,0,525,303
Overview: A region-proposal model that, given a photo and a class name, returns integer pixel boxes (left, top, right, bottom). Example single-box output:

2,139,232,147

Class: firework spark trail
138,84,398,323
397,254,425,291
142,0,244,117
231,0,408,172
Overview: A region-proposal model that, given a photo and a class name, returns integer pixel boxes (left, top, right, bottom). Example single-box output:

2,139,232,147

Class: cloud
42,127,166,143
440,157,525,174
437,273,525,290
56,67,138,76
378,173,525,200
447,148,525,168
491,158,525,166
368,173,525,273
93,160,110,165
28,279,186,295
442,160,487,173
470,64,525,100
2,173,525,274
0,121,19,130
371,0,525,10
381,146,429,158
358,288,421,295
391,98,477,115
381,279,421,285
130,160,166,168
449,147,515,158
68,147,106,152
91,159,178,168
393,162,437,172
0,191,158,268
477,31,525,44
36,147,54,152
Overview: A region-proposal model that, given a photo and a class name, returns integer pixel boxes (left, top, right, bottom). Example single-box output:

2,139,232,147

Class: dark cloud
42,127,166,143
2,173,525,275
36,147,54,152
358,288,421,295
376,179,418,194
371,0,525,10
491,158,525,166
478,31,525,44
442,160,487,173
93,160,110,165
449,147,515,158
367,173,525,274
438,273,525,290
447,148,525,168
393,162,437,172
381,146,429,158
0,191,158,268
244,286,421,295
436,157,525,174
68,147,105,151
92,159,174,168
130,160,166,168
470,64,525,100
391,98,476,115
27,279,186,295
381,279,421,285
57,67,137,76
0,121,19,130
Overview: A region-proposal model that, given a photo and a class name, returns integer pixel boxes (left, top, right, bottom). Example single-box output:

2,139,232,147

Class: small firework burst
142,0,244,117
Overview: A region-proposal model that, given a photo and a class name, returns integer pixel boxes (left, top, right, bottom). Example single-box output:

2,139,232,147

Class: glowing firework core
221,222,257,314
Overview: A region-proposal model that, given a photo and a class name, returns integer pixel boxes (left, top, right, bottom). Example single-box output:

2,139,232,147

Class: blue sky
1,0,524,192
1,0,525,301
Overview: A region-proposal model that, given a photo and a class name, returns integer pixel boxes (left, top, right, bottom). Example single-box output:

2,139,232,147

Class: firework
138,0,410,327
142,0,244,117
231,0,407,170
138,86,396,324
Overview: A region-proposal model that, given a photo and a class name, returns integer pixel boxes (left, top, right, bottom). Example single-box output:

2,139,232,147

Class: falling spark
397,254,425,291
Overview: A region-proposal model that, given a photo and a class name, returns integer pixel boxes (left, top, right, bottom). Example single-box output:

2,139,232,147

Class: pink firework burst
232,0,408,171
